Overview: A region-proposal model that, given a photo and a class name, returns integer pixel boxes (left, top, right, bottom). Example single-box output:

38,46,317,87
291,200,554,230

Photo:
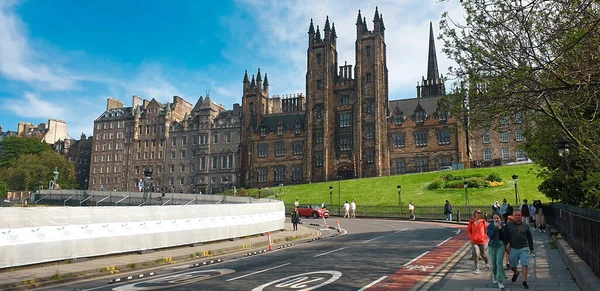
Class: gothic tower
417,22,445,98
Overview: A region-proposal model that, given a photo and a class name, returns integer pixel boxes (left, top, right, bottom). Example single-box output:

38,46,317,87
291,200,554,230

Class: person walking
343,201,350,218
294,199,300,208
408,202,415,220
499,198,508,217
321,201,327,209
291,207,300,231
350,200,356,218
468,209,490,274
534,201,546,232
492,201,501,216
504,211,535,289
520,199,532,228
487,213,508,289
444,200,453,221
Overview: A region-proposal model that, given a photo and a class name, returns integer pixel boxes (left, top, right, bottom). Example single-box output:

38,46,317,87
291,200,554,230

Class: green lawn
276,164,548,207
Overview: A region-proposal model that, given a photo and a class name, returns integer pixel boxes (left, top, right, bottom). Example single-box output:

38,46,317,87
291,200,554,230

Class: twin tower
240,8,390,186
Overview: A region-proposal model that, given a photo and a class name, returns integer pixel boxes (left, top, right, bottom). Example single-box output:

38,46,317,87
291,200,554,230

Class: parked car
439,166,453,171
1,199,13,207
297,205,330,218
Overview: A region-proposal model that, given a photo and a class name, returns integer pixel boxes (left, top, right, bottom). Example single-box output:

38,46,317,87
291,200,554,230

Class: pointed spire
356,10,363,25
374,6,380,21
331,22,337,38
325,16,330,31
243,70,249,83
256,68,262,82
308,18,315,34
263,73,269,89
316,25,321,40
427,22,440,81
380,14,385,31
251,74,255,87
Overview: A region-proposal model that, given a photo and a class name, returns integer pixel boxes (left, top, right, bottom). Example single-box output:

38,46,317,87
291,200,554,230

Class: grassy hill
273,164,547,207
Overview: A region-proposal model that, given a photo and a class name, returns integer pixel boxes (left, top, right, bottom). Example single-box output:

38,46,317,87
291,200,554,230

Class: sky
0,0,463,138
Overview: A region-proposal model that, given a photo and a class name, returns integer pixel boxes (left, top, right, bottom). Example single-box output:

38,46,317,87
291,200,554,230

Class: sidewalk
428,228,580,291
0,222,316,291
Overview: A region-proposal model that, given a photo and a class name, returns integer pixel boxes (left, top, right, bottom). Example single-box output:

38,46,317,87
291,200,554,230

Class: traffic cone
24,200,28,207
336,220,342,234
267,232,273,251
322,216,328,228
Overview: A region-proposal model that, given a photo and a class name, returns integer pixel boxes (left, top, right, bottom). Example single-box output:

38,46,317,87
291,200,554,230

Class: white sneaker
473,269,480,274
492,275,498,283
498,282,504,289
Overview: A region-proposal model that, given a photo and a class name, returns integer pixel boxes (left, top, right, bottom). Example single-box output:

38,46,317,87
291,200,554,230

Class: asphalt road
42,218,463,291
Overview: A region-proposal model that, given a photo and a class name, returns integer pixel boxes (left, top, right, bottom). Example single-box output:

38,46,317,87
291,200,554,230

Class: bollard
267,232,273,251
456,210,461,223
336,220,342,234
322,216,328,228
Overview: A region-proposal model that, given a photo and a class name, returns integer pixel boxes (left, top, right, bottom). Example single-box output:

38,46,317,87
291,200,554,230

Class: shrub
427,179,445,190
446,180,464,188
260,188,277,198
489,181,505,187
487,172,503,182
465,177,489,188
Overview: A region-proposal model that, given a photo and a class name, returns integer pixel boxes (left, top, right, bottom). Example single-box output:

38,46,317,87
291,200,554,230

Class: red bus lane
367,227,469,291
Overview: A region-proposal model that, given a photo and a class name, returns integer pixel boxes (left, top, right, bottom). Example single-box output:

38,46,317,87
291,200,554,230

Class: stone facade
17,119,70,144
89,95,241,193
55,134,93,189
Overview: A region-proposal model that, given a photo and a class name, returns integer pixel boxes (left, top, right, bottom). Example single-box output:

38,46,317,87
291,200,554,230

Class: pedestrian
350,200,356,218
504,215,515,270
492,201,501,216
408,202,415,220
294,199,300,208
503,203,514,223
487,213,507,289
534,201,546,232
321,201,327,209
499,198,508,216
504,211,535,289
444,200,453,221
467,209,490,274
291,207,300,231
520,199,532,228
343,201,350,218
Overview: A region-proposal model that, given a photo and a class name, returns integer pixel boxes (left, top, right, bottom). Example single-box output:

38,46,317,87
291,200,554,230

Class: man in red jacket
468,209,490,274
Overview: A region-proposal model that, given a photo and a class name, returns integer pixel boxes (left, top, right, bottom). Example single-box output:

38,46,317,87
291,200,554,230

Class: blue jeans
445,213,452,221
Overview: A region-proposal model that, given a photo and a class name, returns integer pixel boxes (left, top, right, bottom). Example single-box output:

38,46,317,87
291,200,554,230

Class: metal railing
545,203,600,277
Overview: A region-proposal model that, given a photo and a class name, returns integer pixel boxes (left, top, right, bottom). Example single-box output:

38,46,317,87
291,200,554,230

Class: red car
297,205,330,218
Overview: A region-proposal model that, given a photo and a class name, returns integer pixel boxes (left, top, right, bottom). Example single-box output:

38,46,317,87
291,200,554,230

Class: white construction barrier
0,202,285,268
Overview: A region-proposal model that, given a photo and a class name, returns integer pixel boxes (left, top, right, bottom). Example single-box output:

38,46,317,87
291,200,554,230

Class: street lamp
556,141,570,157
279,183,283,199
50,167,59,189
512,174,519,205
337,176,342,216
397,185,402,207
464,180,469,209
329,186,333,206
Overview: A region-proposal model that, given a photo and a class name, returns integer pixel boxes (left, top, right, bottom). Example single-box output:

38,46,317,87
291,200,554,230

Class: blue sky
0,0,461,137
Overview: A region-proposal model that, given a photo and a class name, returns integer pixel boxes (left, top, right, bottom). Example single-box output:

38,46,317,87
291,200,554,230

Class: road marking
402,251,430,266
395,228,408,233
251,271,342,291
357,276,388,291
313,247,347,257
436,237,452,246
226,263,290,281
362,235,385,243
455,229,461,234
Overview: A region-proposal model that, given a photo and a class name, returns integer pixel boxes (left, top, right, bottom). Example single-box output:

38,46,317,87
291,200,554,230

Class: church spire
427,21,440,81
243,70,249,83
315,25,321,41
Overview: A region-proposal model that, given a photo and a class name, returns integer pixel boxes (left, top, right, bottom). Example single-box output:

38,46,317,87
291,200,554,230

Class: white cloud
232,0,463,98
0,1,75,90
3,92,66,118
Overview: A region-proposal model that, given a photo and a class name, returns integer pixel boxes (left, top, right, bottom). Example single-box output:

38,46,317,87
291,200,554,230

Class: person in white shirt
350,200,357,218
294,199,299,208
343,201,350,218
409,202,415,220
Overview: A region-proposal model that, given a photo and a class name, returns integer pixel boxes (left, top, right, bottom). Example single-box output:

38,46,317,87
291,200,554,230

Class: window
222,156,227,169
228,155,234,169
394,160,407,174
260,127,267,137
516,150,526,160
190,164,196,173
416,157,429,172
200,135,208,144
341,96,350,106
366,73,372,83
274,167,285,182
275,141,285,156
366,151,375,164
292,166,303,182
439,111,448,122
169,177,174,186
483,132,491,144
158,151,163,159
315,131,323,144
365,125,375,139
182,137,187,146
394,134,405,148
316,53,322,64
395,115,403,126
277,124,284,135
502,148,510,160
201,156,206,170
171,151,176,159
258,143,268,157
226,133,231,143
213,133,219,144
515,130,524,141
315,152,323,167
212,156,218,169
416,111,425,123
317,80,323,90
501,131,509,142
515,112,523,124
171,138,177,146
169,165,175,173
295,123,302,134
414,131,428,146
339,112,351,128
293,142,303,155
366,101,373,114
258,168,268,183
339,138,352,151
437,130,450,145
181,151,186,158
316,108,322,119
180,164,185,172
366,46,371,56
500,116,509,125
439,156,452,167
150,151,155,159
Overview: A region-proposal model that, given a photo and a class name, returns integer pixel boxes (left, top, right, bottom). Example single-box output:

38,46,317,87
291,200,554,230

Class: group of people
467,198,544,289
343,200,357,218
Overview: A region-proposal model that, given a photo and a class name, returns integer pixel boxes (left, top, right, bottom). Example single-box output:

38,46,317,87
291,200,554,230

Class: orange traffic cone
267,232,273,251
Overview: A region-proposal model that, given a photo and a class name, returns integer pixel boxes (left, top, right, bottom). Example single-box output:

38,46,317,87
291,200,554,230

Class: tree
0,151,76,191
0,136,52,168
0,180,7,199
440,0,600,208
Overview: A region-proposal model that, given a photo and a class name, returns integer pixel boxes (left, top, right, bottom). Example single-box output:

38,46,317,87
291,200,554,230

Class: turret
308,18,315,43
356,10,363,36
373,7,384,37
164,102,171,138
315,25,321,42
251,74,256,88
324,16,331,41
331,22,337,44
256,68,262,91
263,73,269,92
243,70,250,90
133,104,141,140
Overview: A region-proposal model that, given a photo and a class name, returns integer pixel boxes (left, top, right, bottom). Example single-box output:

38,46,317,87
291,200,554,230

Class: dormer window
395,115,403,126
277,124,284,136
439,111,448,122
416,111,425,123
260,127,267,138
295,123,302,134
515,112,523,124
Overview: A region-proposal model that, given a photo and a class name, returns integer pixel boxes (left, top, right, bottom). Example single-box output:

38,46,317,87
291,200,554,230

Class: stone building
89,95,241,193
55,134,93,189
17,119,70,144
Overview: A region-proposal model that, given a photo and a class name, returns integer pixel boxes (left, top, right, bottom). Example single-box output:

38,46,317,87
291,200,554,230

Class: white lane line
362,235,385,243
357,275,388,291
395,228,408,233
226,263,290,281
455,229,461,234
313,247,347,257
402,251,430,266
436,237,452,246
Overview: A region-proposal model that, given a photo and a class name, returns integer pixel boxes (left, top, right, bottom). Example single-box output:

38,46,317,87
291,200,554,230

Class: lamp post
279,183,283,199
337,176,341,216
142,169,153,204
556,141,570,157
397,185,402,207
329,186,333,206
512,174,519,205
464,180,469,211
